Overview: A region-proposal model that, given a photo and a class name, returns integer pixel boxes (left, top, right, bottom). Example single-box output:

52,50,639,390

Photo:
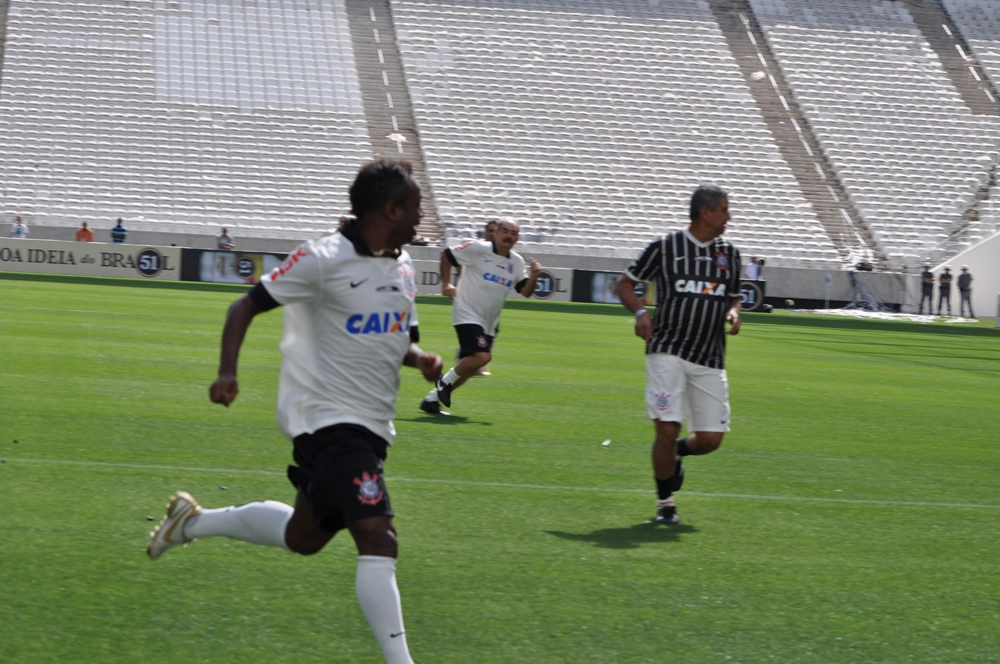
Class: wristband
634,309,648,318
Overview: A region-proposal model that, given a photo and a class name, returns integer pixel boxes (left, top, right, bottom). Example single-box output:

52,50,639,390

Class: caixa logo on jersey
483,272,514,287
674,279,727,297
346,311,411,335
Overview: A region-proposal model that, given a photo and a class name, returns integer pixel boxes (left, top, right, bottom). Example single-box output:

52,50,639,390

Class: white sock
440,368,460,386
356,556,414,664
184,500,293,551
424,386,439,402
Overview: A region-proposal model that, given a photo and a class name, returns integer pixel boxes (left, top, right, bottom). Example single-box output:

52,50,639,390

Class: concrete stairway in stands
907,0,1000,255
0,0,9,93
344,0,442,243
708,0,883,265
907,0,1000,116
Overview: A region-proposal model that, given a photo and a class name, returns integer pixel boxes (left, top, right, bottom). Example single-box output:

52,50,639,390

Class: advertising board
0,239,180,280
571,270,654,304
179,249,287,284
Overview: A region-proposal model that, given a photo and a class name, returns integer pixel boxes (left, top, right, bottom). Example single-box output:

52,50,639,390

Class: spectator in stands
111,218,128,244
958,266,974,318
937,265,953,316
10,216,29,238
216,228,235,250
76,222,94,243
744,256,761,280
919,263,934,315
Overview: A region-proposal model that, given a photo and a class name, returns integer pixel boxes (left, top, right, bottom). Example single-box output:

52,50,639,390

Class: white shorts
645,353,731,432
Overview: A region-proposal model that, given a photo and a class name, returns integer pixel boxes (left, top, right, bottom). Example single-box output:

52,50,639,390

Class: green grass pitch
1,273,998,663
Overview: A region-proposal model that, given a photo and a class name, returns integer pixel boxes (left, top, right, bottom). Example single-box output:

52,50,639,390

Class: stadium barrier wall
0,238,180,280
4,240,925,313
933,231,1000,319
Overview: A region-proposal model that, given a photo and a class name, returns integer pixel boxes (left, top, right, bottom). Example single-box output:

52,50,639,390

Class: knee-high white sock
184,500,293,551
440,368,460,386
356,555,414,664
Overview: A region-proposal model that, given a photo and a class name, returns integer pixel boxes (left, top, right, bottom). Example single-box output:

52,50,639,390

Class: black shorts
287,424,393,533
455,323,494,358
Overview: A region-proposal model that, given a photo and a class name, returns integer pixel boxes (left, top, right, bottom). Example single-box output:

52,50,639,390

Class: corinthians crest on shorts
354,471,384,506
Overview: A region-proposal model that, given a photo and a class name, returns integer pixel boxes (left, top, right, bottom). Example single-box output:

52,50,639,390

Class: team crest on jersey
715,251,730,270
354,472,384,506
654,392,671,411
507,261,514,274
398,263,416,299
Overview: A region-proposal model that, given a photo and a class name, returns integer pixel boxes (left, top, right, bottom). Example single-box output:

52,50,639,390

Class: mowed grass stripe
4,457,1000,510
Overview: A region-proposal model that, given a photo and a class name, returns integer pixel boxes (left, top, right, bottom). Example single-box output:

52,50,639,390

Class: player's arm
440,249,458,298
727,248,742,335
726,296,741,336
616,273,652,343
211,291,267,406
514,259,543,298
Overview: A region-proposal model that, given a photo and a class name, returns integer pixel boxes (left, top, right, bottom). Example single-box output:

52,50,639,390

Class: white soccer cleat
147,491,202,560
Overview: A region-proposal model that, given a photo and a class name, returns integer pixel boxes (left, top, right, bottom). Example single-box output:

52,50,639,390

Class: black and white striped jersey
625,229,742,369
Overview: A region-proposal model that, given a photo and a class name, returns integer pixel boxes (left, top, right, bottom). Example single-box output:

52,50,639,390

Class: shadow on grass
398,414,493,426
546,522,698,549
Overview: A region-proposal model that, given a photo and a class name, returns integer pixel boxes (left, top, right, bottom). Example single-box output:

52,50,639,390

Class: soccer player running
420,218,542,415
616,185,742,525
147,160,442,664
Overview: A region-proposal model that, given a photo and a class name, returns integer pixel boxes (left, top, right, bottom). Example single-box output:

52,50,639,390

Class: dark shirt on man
921,270,934,291
939,272,952,291
958,273,972,291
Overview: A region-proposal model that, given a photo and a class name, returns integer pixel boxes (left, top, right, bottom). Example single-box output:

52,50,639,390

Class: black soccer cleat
435,377,454,408
655,500,680,525
419,398,449,416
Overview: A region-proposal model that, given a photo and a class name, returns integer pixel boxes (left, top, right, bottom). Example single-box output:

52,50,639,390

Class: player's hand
726,308,741,335
210,373,239,406
442,283,457,298
418,353,443,382
634,311,652,342
529,259,542,277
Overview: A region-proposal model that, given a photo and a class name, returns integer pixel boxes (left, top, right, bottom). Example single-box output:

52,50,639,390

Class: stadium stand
0,0,373,239
747,0,1000,266
942,0,1000,94
391,0,843,265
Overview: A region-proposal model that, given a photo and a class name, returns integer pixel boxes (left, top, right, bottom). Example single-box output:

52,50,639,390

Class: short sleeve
261,241,323,305
625,239,662,282
449,240,488,267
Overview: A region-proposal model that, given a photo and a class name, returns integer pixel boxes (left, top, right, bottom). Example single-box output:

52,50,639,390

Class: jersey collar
341,220,400,259
683,228,715,249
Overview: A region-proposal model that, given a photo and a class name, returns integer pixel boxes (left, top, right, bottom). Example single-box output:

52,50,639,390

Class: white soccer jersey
448,240,528,335
260,227,419,445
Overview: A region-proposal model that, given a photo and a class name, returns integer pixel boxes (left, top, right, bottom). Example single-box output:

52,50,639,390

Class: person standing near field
419,218,542,415
919,264,934,315
937,265,953,316
616,185,742,525
146,160,442,664
958,266,974,318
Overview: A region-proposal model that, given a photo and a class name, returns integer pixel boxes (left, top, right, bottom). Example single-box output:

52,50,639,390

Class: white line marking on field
5,458,999,510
